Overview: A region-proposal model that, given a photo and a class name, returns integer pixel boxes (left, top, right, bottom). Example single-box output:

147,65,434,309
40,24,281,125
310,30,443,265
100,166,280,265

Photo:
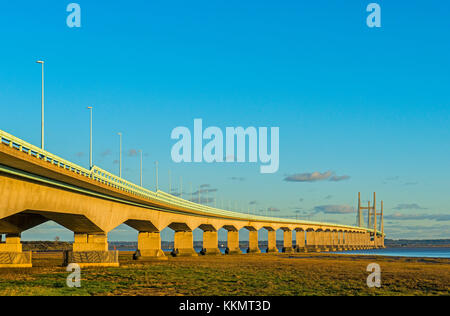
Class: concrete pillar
306,231,319,252
344,232,350,250
295,230,306,252
173,231,198,257
225,230,242,255
348,232,355,250
0,234,22,252
73,233,108,252
282,230,294,253
247,230,261,253
201,231,221,255
136,232,166,259
319,231,328,251
66,233,118,267
327,231,334,251
331,231,339,251
336,231,342,250
0,234,32,268
266,230,278,253
316,231,326,251
349,232,355,250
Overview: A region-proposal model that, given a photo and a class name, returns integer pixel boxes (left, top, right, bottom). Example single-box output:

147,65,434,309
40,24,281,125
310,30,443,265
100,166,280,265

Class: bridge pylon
357,192,385,249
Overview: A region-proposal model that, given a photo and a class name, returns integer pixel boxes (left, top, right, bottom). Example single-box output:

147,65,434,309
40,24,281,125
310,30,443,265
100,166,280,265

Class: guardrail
0,129,382,233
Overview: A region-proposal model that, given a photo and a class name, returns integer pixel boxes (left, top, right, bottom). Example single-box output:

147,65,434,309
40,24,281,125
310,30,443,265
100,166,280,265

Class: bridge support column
329,231,337,251
201,231,221,255
0,234,32,268
364,232,370,249
225,230,242,255
173,231,198,257
247,230,261,254
355,233,360,250
349,232,356,250
359,233,364,249
282,229,294,253
336,231,343,250
66,233,119,267
317,231,327,252
135,232,166,260
295,230,306,252
306,231,320,252
343,232,350,250
266,230,278,253
323,231,333,251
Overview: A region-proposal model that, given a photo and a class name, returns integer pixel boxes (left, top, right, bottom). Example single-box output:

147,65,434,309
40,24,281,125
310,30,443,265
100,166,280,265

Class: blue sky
0,1,449,241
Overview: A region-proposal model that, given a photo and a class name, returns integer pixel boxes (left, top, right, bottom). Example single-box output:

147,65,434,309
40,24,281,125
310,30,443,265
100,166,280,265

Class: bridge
0,129,385,268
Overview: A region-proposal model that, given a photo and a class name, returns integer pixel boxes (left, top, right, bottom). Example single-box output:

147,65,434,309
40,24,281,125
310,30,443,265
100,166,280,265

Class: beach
0,251,448,296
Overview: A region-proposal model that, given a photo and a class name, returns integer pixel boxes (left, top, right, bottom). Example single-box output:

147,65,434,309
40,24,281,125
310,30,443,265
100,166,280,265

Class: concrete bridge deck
0,129,384,267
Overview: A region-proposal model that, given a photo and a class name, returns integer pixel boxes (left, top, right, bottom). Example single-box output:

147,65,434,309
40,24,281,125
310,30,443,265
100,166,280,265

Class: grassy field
0,251,448,296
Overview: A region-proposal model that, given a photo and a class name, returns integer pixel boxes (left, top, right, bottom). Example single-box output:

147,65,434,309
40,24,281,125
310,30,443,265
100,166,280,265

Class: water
331,247,450,259
111,246,450,259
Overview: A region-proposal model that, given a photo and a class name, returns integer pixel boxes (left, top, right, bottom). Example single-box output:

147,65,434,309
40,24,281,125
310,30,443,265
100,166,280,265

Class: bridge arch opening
193,226,203,254
160,226,175,253
108,223,138,252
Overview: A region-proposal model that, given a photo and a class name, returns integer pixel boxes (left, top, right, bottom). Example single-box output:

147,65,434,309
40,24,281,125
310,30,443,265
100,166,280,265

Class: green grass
0,252,448,296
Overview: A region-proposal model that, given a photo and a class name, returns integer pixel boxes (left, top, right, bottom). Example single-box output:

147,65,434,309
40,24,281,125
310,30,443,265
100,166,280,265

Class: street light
168,169,172,194
87,106,93,169
118,132,122,178
155,161,159,192
139,150,143,187
36,60,44,149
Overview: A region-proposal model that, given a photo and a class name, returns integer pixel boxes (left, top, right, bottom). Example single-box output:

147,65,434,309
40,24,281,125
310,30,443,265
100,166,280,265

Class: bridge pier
282,229,294,253
324,231,333,251
328,231,337,251
266,229,278,253
0,233,32,268
201,231,221,256
359,233,365,249
364,232,370,249
306,230,319,252
295,229,306,252
172,231,198,257
225,230,242,255
316,231,328,252
64,233,118,267
135,232,166,260
247,229,261,254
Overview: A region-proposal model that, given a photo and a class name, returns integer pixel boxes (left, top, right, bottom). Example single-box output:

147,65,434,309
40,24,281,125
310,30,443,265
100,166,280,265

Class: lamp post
155,161,159,191
36,60,44,149
87,106,93,169
139,150,143,187
118,133,122,178
168,169,172,194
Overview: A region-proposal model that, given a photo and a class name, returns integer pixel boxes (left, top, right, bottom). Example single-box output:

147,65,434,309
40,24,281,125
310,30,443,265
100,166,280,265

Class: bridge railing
0,129,380,233
0,130,92,177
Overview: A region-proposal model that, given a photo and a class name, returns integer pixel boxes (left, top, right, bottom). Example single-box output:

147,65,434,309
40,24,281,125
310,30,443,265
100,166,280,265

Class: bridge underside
0,170,384,268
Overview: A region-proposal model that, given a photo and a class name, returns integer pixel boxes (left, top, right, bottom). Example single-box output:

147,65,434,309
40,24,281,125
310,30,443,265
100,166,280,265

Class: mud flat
0,251,448,296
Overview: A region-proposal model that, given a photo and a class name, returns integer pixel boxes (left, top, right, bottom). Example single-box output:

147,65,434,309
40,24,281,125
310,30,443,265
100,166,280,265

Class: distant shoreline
21,240,450,251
